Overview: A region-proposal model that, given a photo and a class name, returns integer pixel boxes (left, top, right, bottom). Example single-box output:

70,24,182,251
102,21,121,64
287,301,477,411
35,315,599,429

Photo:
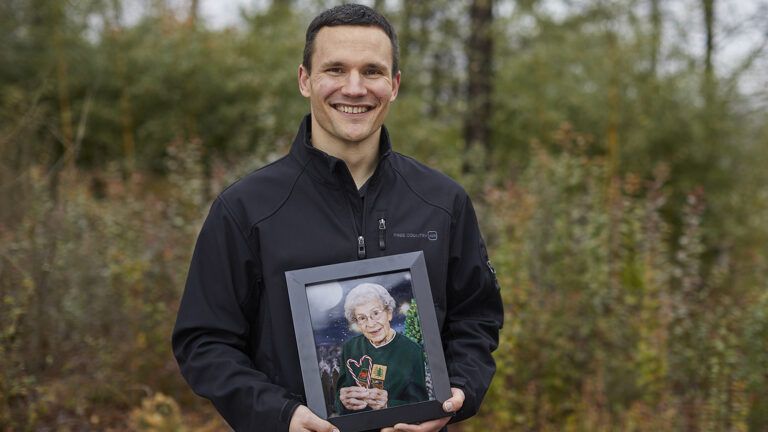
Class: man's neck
311,124,381,189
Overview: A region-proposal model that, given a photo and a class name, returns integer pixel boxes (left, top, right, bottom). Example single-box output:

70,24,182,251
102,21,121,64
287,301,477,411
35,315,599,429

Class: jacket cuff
279,398,302,429
447,383,477,424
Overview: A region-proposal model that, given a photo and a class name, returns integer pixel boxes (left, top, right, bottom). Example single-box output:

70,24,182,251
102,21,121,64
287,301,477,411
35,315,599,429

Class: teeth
335,105,370,114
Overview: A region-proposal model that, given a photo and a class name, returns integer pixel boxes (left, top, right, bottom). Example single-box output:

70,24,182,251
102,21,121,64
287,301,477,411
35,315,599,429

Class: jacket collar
289,114,393,188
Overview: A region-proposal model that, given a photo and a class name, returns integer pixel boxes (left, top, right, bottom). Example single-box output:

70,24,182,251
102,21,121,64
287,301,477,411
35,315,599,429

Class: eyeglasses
354,308,387,325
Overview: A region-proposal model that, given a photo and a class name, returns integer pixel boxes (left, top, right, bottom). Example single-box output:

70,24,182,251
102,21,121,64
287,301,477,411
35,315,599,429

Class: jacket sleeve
171,197,300,431
444,194,504,423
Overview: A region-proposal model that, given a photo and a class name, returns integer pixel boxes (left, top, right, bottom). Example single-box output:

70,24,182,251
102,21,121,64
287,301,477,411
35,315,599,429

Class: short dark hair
303,4,400,76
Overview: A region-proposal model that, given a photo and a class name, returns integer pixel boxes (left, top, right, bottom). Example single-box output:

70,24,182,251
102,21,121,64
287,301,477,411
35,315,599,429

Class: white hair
343,283,396,324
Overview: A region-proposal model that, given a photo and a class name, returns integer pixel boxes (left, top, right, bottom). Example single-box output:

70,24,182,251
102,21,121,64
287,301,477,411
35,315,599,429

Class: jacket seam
216,196,261,309
388,156,453,219
288,151,343,190
217,196,257,257
249,156,313,230
218,154,290,196
219,156,311,309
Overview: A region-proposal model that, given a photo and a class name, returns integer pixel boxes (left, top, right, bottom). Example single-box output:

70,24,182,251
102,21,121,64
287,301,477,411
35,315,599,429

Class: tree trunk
701,0,717,148
429,49,445,117
463,0,494,174
606,31,620,182
649,0,661,77
55,44,74,172
702,0,715,87
188,0,199,25
399,0,414,73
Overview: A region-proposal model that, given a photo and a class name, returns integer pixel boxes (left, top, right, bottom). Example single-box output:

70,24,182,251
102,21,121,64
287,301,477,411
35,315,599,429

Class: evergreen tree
404,300,422,345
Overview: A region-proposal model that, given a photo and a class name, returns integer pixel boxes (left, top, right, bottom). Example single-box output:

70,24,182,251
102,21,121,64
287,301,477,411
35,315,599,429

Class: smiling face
353,300,394,346
298,25,401,150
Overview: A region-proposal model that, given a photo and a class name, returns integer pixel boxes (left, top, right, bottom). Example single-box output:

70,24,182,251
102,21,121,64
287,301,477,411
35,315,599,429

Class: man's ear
298,64,311,97
390,70,401,101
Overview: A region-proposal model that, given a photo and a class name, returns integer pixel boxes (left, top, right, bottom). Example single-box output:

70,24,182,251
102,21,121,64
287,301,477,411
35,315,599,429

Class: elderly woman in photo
335,283,428,414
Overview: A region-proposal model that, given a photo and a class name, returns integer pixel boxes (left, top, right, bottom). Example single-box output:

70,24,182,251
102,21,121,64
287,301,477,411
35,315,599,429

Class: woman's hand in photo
339,386,369,411
365,388,388,410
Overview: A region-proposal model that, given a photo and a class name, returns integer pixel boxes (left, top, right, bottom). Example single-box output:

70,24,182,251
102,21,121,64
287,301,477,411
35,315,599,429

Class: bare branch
0,77,51,150
72,89,95,164
723,28,768,96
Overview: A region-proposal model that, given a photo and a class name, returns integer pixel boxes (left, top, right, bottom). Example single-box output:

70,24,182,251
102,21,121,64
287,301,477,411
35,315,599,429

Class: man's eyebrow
319,61,345,69
364,62,389,72
317,61,390,73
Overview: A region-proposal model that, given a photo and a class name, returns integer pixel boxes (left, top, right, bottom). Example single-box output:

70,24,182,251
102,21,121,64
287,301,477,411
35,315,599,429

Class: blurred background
1,0,767,430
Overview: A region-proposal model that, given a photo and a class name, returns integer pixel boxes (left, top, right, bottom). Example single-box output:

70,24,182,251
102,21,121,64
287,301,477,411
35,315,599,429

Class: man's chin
337,129,377,144
330,117,380,140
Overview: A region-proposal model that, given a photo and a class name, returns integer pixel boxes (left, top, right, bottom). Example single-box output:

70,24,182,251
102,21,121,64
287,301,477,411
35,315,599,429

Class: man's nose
342,71,367,97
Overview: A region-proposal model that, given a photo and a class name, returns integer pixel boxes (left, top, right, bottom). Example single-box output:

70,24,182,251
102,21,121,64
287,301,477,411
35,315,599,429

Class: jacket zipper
378,217,386,250
357,235,366,259
341,162,382,259
345,190,367,259
358,194,367,259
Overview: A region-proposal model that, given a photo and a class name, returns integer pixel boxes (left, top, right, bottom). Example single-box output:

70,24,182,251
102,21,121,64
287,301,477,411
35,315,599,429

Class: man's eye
326,67,343,74
364,69,383,76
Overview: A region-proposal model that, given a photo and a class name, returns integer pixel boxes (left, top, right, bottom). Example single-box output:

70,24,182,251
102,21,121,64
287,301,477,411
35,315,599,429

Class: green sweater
335,332,428,414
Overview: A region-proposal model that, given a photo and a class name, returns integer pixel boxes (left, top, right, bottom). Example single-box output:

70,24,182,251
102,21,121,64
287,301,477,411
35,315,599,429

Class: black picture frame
285,251,452,432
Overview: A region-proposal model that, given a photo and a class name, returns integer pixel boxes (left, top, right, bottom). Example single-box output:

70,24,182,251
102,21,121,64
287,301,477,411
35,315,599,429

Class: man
172,4,503,432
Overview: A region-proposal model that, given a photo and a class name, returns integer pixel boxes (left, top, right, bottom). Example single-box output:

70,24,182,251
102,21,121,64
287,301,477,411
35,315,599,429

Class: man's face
298,26,400,146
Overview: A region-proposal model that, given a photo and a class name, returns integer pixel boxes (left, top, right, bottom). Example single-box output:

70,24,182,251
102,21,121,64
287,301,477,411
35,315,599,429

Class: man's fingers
392,416,451,432
381,389,464,432
289,405,338,432
302,414,338,432
392,423,420,432
442,387,465,413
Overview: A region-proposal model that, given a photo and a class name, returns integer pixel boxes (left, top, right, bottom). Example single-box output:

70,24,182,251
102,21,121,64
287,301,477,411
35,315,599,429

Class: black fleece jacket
172,115,503,431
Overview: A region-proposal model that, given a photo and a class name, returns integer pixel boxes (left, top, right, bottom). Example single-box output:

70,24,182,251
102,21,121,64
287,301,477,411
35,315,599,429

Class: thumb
304,414,338,432
442,387,465,413
292,405,339,432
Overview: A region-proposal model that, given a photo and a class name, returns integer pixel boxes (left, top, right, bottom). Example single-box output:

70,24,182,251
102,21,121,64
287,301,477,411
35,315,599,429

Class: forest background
1,0,767,430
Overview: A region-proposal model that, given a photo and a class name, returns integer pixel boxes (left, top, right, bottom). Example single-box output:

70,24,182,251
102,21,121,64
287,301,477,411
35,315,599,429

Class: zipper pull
358,235,366,259
378,218,387,250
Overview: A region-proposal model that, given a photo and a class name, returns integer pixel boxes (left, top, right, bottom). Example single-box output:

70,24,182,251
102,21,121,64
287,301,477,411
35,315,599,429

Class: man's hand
339,386,369,411
365,388,388,410
380,387,465,432
289,405,339,432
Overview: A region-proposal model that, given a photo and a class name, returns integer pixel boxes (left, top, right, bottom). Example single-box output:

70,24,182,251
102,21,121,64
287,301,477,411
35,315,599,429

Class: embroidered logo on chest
392,231,439,241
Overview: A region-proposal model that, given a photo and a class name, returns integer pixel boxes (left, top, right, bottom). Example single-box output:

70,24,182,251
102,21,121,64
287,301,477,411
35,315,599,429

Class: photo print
306,270,435,417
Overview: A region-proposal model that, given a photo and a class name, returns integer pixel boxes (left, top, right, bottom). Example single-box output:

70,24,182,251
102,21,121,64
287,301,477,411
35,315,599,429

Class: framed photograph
285,251,452,432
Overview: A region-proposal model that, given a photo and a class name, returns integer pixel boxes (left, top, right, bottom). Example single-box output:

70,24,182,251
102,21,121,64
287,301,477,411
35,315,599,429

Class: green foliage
0,136,220,429
465,126,768,431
